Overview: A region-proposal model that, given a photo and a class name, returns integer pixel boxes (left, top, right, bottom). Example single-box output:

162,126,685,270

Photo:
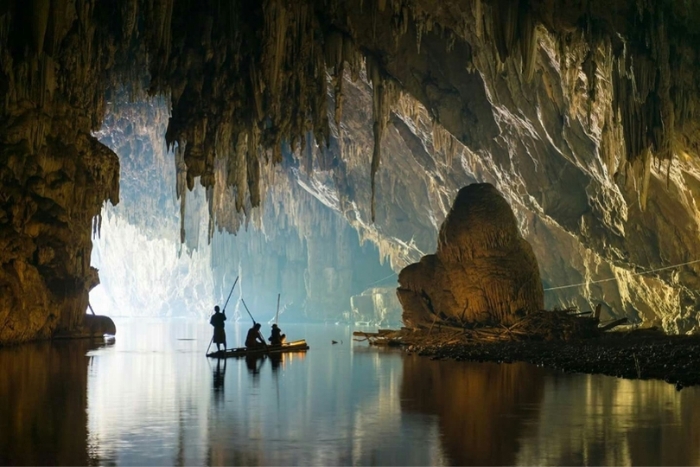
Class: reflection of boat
206,339,310,358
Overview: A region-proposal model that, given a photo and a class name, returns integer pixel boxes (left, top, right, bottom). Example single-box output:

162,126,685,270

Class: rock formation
398,183,543,327
2,0,700,343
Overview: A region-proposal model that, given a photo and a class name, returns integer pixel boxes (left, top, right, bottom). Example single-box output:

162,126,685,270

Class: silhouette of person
209,305,227,352
268,323,286,345
245,323,265,349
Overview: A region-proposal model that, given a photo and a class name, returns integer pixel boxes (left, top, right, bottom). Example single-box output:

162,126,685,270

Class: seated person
268,324,286,346
245,323,266,349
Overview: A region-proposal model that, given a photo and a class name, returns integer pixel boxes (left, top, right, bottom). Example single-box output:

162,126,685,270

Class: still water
1,318,700,466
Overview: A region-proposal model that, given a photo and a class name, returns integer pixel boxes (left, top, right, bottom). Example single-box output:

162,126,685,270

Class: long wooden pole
241,299,256,323
241,299,269,352
275,293,280,324
207,276,239,355
222,276,239,312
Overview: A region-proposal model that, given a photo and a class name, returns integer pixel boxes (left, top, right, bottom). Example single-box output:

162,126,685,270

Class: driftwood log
354,308,631,347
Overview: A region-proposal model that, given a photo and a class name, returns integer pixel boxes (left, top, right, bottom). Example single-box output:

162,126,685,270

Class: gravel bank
405,332,700,390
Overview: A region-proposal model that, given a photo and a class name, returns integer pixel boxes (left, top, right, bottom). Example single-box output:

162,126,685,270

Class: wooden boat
206,339,310,358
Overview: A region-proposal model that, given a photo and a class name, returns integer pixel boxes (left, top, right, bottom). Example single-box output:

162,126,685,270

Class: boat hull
206,339,309,358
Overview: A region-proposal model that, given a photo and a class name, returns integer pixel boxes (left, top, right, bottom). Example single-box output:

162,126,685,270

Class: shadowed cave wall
2,0,700,343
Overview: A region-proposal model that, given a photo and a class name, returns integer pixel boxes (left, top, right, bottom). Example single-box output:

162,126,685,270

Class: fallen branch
600,317,628,332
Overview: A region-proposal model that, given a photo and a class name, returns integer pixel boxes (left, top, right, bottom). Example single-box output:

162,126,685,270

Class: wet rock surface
409,331,700,390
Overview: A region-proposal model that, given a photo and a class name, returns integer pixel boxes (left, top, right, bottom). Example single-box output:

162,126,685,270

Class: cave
2,0,700,345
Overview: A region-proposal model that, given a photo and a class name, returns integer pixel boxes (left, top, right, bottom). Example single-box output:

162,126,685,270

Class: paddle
207,276,240,355
241,299,269,354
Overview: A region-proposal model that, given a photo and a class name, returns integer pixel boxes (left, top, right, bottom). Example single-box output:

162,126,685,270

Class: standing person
268,323,286,345
245,323,266,349
210,306,227,352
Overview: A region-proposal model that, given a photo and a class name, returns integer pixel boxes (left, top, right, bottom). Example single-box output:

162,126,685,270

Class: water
1,318,700,466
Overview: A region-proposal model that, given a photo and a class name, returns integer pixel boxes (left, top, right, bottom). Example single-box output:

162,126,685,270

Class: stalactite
414,12,434,55
366,55,399,222
431,121,458,167
491,0,519,63
233,131,249,212
518,7,538,83
262,0,288,120
474,0,483,38
640,147,651,211
29,0,50,54
582,50,597,102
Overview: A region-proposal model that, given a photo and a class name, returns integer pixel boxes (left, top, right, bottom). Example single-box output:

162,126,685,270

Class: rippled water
1,318,699,466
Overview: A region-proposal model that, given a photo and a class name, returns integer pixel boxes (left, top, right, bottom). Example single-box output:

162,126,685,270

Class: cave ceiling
2,0,700,342
5,0,699,215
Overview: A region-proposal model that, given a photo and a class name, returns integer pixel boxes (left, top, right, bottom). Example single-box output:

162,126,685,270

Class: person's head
254,323,261,329
272,324,278,329
214,306,220,313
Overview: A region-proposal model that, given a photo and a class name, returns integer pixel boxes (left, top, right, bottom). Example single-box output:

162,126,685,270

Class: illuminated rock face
0,125,118,344
2,1,700,342
397,184,543,327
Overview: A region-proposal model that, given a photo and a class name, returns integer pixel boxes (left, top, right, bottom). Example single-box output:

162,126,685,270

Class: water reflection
401,358,547,465
269,353,283,371
205,337,443,466
400,356,700,466
212,359,226,399
3,320,700,466
515,373,700,466
0,339,107,466
245,355,265,375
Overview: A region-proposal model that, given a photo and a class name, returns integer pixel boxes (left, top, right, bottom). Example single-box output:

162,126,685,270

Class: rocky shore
405,330,700,390
356,328,700,390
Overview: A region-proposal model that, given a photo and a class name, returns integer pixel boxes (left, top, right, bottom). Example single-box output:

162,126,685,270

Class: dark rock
53,314,117,340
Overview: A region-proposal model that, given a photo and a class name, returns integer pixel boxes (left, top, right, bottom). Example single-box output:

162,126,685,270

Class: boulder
398,183,543,328
53,314,117,339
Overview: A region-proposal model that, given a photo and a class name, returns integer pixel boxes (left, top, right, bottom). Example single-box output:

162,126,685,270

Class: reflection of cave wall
401,357,547,465
0,341,98,465
516,375,700,465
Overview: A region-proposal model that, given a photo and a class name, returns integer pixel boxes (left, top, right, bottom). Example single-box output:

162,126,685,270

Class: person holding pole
206,276,239,355
245,323,266,349
241,299,268,351
210,306,227,352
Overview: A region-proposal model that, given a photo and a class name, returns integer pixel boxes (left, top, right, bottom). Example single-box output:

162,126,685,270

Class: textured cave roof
2,0,700,226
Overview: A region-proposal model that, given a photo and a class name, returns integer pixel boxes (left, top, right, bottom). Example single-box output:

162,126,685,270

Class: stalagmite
398,184,543,328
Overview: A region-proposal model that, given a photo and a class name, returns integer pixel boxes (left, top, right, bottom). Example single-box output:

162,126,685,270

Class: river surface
1,318,699,466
